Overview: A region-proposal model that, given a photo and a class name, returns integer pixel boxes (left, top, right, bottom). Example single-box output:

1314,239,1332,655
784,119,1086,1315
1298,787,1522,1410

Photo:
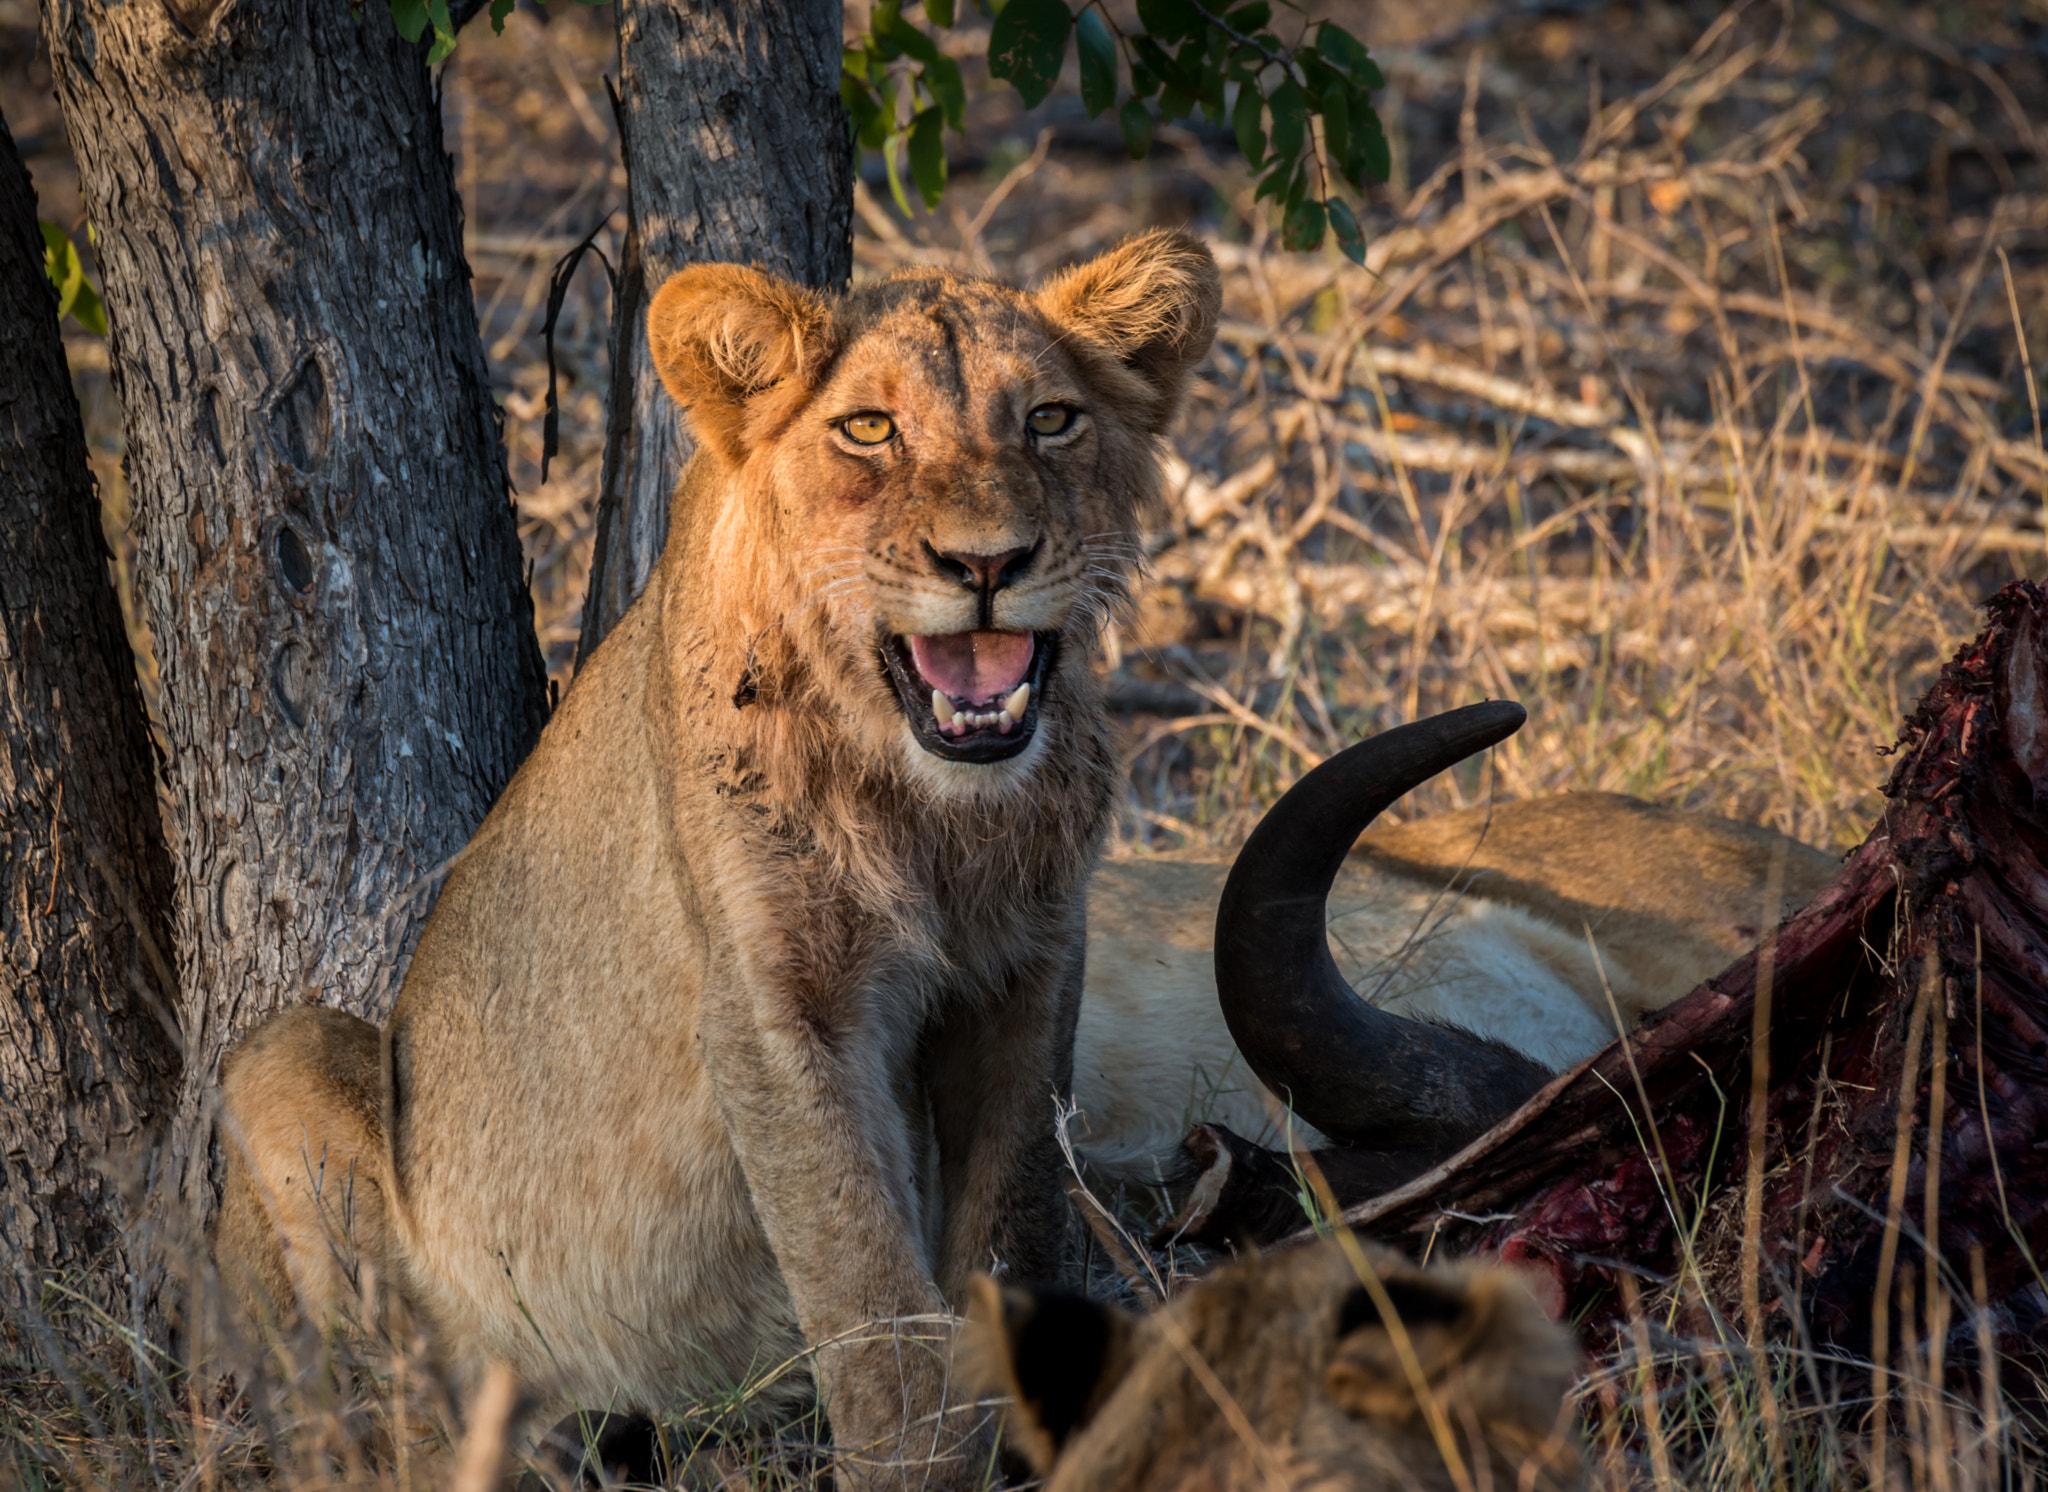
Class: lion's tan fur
1076,793,1836,1170
218,231,1222,1484
964,1238,1584,1492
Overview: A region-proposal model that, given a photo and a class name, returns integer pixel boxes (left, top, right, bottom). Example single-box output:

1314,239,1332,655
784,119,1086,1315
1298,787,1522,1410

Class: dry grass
4,0,2048,1484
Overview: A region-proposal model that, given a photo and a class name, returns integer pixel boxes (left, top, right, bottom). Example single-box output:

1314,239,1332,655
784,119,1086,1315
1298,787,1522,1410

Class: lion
1071,716,1838,1184
216,229,1223,1486
964,1236,1586,1492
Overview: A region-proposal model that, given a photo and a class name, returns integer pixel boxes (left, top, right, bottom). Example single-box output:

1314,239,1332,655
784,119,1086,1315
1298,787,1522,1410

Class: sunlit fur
964,1237,1586,1492
216,231,1220,1486
1073,793,1836,1175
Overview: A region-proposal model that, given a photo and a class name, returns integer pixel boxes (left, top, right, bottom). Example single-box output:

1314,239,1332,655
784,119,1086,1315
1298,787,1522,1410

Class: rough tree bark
0,113,179,1320
576,0,852,659
1290,581,2048,1366
38,0,551,1212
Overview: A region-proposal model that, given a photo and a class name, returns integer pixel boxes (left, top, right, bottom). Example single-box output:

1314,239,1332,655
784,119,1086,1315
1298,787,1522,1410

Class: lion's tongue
909,631,1034,703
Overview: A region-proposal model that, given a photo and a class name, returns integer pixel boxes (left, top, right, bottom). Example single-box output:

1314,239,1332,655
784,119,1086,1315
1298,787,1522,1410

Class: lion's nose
924,540,1040,594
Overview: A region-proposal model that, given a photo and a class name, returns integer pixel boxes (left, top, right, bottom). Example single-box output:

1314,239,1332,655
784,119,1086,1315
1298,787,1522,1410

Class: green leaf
925,0,954,25
987,0,1071,110
1231,87,1265,168
1253,154,1294,204
1355,113,1390,183
882,12,941,64
1158,85,1191,120
1076,7,1117,118
1130,35,1190,92
883,132,913,216
843,43,870,81
389,0,428,44
40,220,82,320
908,106,947,209
1320,84,1349,167
861,73,900,148
1224,1,1270,29
488,0,512,33
1119,99,1155,159
844,77,883,144
1282,195,1325,252
1268,79,1305,160
1297,52,1338,98
1319,23,1384,90
925,53,967,128
1135,0,1201,43
1200,61,1225,122
1315,21,1358,73
1128,60,1158,98
68,276,107,336
423,0,455,62
1174,34,1221,105
1327,195,1365,264
40,221,106,335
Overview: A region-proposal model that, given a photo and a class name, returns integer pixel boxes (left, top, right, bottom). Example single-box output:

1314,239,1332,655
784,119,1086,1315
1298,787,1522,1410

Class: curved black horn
1214,701,1551,1155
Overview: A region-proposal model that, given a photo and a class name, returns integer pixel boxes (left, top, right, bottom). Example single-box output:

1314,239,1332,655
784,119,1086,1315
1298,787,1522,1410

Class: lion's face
646,232,1220,781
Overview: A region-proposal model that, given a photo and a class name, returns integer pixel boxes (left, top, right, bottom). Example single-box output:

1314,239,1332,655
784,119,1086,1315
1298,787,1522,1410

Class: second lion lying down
966,1237,1586,1492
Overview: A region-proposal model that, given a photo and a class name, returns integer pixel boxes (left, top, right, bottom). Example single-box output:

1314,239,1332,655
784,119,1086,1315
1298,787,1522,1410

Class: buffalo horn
1214,701,1552,1156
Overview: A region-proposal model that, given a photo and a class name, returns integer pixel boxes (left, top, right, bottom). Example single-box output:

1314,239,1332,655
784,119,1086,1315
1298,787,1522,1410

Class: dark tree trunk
0,113,179,1322
1278,581,2048,1369
38,0,551,1212
576,0,851,660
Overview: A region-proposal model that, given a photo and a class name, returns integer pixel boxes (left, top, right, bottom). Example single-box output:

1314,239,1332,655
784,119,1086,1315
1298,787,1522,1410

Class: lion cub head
964,1238,1585,1492
646,231,1219,789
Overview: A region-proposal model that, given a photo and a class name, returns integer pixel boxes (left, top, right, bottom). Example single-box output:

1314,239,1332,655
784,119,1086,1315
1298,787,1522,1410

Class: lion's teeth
1004,683,1031,719
998,711,1015,733
932,690,956,727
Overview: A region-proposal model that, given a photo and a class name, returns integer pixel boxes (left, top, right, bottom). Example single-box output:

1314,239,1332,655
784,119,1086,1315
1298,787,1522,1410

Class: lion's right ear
1033,228,1221,437
960,1276,1136,1474
646,265,836,466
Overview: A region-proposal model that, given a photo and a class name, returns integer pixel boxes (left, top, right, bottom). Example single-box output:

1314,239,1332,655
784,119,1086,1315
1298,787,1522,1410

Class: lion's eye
842,413,896,445
1028,404,1074,437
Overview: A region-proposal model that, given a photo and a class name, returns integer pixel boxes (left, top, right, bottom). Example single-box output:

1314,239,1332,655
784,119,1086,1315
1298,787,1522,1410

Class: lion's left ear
1033,228,1221,436
960,1275,1137,1474
646,264,837,465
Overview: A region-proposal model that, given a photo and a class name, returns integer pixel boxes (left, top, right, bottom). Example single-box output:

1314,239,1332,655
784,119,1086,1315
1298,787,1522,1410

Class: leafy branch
851,0,1389,260
393,0,1389,258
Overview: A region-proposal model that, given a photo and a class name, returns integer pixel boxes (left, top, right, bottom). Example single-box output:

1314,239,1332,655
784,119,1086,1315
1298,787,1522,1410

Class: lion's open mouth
880,629,1057,763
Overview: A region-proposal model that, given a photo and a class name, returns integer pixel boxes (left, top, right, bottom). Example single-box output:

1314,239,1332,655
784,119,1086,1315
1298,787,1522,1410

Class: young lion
966,1239,1586,1492
215,231,1220,1485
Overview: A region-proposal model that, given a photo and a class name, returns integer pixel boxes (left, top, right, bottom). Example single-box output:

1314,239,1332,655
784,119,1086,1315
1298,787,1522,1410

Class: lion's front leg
928,924,1087,1304
698,965,991,1490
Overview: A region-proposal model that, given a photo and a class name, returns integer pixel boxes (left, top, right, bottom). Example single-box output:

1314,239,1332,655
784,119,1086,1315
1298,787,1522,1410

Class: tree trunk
0,112,180,1324
1289,581,2048,1368
38,0,551,1213
576,0,851,660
